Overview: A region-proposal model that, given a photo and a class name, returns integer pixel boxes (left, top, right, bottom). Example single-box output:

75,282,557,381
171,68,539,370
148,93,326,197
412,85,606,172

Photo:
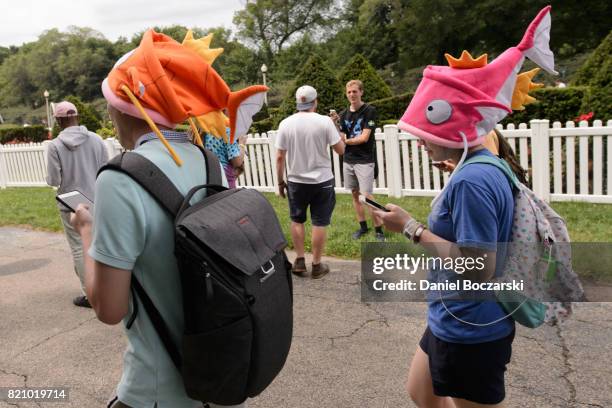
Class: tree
0,28,117,107
573,30,612,87
202,27,262,88
337,54,393,101
271,34,320,82
572,30,612,120
233,0,338,62
275,55,344,126
0,47,10,65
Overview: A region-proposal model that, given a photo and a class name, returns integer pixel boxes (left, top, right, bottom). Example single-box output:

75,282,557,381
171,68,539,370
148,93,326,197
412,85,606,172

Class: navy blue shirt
427,149,515,344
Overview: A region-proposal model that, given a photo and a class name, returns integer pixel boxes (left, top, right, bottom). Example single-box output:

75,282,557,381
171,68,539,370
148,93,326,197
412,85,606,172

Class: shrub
337,54,393,102
579,59,611,121
275,55,344,128
0,125,47,144
502,87,588,125
96,126,116,139
369,92,414,122
250,117,273,134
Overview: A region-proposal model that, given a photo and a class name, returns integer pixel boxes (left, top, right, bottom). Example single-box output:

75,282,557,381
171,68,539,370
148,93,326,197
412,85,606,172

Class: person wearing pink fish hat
70,30,265,408
373,6,556,408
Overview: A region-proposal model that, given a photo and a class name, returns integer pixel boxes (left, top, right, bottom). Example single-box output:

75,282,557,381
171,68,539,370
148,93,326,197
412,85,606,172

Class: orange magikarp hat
102,29,268,165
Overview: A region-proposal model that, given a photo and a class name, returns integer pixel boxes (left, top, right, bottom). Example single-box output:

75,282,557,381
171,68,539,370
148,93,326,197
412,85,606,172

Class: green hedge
250,117,273,134
0,125,47,144
502,87,588,125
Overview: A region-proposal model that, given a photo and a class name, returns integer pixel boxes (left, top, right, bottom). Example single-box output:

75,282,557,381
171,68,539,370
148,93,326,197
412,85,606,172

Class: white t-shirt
275,112,341,184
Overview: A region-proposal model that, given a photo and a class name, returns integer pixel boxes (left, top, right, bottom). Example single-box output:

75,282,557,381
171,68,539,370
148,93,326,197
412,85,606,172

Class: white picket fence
1,119,612,204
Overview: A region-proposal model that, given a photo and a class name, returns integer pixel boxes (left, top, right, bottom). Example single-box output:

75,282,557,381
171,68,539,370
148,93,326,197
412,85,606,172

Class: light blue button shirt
89,135,226,407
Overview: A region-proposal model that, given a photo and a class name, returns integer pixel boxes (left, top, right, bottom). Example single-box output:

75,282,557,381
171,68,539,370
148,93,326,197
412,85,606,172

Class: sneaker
73,295,92,308
375,232,385,242
291,257,307,277
352,228,369,240
311,263,330,279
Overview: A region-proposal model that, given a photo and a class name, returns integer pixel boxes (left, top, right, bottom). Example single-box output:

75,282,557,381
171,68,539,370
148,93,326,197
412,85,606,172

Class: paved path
0,227,611,407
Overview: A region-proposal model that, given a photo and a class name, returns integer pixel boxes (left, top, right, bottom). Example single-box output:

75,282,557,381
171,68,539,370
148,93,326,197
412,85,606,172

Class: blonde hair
346,80,364,91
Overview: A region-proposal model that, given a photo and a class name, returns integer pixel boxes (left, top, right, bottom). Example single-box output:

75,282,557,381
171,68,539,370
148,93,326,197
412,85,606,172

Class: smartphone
359,195,390,212
56,190,93,213
329,109,336,115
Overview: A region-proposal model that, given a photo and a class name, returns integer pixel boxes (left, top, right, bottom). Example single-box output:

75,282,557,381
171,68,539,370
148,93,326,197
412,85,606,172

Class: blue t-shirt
427,149,515,344
204,129,240,167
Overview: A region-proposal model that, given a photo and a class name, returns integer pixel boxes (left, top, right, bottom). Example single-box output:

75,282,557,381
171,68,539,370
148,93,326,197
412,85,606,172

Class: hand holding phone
329,109,340,125
359,194,390,212
56,190,93,213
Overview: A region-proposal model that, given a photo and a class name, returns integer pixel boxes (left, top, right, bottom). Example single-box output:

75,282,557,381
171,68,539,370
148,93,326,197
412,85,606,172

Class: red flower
576,112,594,122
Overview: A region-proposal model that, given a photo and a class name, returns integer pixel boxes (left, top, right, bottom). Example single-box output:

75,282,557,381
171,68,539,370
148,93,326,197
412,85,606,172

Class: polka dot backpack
460,155,586,328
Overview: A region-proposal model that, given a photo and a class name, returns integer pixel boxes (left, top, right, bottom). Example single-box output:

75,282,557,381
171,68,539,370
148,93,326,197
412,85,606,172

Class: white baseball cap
295,85,317,111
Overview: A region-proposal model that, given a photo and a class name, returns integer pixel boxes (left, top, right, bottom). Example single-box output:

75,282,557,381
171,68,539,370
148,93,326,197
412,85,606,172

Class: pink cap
53,101,78,118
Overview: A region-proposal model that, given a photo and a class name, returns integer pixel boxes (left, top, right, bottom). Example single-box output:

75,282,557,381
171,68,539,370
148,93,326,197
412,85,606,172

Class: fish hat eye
425,100,452,124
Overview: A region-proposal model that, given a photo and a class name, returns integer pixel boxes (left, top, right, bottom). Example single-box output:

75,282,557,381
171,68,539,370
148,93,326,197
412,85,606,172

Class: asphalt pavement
1,227,611,407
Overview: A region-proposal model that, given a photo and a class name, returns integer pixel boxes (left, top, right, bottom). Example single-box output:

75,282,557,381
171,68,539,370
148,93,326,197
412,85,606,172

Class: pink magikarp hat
398,5,556,149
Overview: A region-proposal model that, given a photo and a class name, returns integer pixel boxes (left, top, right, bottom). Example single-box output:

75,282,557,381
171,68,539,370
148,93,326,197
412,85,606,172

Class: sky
0,0,246,47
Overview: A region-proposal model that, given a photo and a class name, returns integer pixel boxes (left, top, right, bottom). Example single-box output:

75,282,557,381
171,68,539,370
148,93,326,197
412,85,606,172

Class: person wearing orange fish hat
372,6,556,408
70,29,266,408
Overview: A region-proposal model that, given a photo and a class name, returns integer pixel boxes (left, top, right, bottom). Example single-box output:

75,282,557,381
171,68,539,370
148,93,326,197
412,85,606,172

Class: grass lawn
1,188,611,280
0,187,62,232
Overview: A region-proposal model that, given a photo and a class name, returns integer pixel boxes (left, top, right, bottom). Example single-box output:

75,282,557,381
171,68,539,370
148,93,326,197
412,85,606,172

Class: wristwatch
402,218,426,243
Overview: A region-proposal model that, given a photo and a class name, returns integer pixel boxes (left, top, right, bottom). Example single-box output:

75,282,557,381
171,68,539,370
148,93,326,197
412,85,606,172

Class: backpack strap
97,145,223,217
459,155,520,190
131,275,183,370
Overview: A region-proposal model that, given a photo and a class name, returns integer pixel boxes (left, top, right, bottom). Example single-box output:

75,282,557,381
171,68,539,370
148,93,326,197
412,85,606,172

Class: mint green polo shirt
89,138,226,408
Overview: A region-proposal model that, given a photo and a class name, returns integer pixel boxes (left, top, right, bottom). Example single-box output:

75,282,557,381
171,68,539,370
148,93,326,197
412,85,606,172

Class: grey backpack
460,156,585,327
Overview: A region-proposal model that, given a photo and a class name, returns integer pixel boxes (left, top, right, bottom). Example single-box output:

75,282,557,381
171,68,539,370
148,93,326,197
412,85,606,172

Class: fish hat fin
445,51,488,69
517,5,557,74
511,68,544,110
182,30,224,65
227,85,268,144
196,110,229,142
465,100,512,138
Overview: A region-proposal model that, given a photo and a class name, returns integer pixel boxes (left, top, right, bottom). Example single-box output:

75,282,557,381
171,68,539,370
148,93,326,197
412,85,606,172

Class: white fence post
104,138,118,159
268,131,279,195
530,119,550,202
383,125,402,197
0,144,8,189
41,140,52,184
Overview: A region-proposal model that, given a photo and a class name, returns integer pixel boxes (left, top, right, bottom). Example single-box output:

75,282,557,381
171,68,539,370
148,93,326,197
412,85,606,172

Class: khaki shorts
343,162,375,194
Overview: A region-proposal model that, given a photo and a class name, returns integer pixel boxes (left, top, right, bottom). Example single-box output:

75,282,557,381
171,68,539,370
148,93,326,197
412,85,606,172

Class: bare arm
345,128,372,146
72,206,131,325
332,140,345,155
276,149,287,184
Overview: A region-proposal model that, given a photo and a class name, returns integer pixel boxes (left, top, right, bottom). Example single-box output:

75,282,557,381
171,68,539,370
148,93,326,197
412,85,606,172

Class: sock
375,226,383,234
359,221,368,231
